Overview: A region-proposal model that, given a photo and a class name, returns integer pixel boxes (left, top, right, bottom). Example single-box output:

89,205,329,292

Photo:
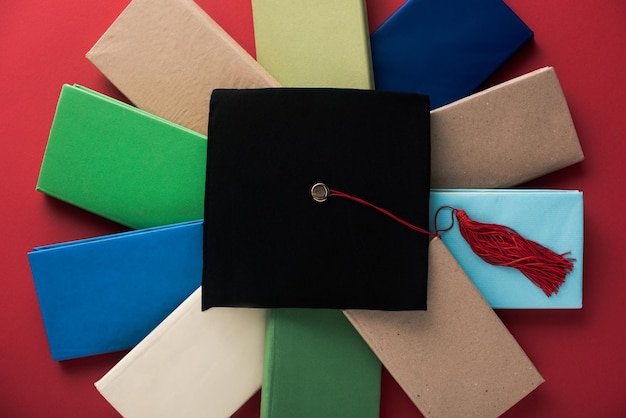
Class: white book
95,288,266,418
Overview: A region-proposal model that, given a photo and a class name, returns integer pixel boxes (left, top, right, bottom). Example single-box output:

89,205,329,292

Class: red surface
1,0,625,416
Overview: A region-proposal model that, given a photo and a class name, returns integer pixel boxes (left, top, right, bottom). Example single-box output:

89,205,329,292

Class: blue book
371,0,533,108
429,190,583,308
28,221,202,360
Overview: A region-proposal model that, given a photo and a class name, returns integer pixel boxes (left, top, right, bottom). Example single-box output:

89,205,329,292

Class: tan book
86,0,279,136
345,238,544,418
432,66,584,188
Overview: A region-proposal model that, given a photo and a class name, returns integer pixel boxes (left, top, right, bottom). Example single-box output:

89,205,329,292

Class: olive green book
36,84,206,229
252,0,374,89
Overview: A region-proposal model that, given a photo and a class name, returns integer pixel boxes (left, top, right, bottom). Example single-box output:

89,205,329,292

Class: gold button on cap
311,182,329,203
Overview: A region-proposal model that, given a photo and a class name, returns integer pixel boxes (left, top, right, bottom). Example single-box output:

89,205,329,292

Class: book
86,0,279,135
430,189,584,308
344,238,544,418
95,289,266,418
28,221,202,361
260,309,380,418
371,0,533,108
431,67,584,188
36,84,206,229
252,0,373,89
203,88,431,310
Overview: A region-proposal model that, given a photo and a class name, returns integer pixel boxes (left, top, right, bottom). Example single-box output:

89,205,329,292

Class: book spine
259,309,277,418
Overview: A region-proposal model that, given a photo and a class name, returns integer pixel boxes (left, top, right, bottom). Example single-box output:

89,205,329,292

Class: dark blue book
371,0,533,108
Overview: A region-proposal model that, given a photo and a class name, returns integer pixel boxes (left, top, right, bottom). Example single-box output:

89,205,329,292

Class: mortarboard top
203,88,430,311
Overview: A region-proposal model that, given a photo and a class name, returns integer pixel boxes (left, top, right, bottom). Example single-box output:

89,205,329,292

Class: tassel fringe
454,209,575,296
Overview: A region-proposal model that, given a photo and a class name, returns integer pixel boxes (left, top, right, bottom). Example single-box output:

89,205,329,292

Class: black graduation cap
202,88,430,310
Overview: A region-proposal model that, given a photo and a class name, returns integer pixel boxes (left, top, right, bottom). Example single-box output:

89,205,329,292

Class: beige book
94,288,266,418
345,238,544,418
86,0,279,136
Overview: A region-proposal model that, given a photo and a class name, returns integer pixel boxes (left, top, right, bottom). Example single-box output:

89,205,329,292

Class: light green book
252,0,374,89
261,309,381,418
37,84,206,229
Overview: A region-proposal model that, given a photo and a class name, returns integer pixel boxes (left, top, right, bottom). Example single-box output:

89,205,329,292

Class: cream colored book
86,0,279,135
95,288,266,418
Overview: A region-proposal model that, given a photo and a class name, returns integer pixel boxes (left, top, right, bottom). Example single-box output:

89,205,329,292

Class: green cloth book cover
37,84,206,229
261,308,381,418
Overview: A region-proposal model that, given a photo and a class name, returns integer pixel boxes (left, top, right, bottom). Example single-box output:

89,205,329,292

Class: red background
2,0,625,416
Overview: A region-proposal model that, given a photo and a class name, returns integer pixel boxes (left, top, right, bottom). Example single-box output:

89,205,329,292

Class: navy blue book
28,220,202,361
371,0,533,108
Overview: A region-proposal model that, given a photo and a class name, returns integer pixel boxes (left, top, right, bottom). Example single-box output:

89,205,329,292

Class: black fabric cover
203,88,430,310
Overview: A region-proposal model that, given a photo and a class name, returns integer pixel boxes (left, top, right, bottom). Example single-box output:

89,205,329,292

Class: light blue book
28,220,202,360
429,190,583,308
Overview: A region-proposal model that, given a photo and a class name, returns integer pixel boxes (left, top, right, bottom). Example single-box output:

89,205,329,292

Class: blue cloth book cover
371,0,533,108
28,220,202,360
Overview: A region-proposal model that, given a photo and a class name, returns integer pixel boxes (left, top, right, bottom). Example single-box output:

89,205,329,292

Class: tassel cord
328,189,437,238
325,189,575,297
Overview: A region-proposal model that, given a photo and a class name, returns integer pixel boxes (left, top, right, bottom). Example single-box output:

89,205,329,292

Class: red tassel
452,209,575,296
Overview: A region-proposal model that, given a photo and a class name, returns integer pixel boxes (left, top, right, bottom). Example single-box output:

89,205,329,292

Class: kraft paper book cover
430,67,584,188
345,238,544,418
87,0,279,135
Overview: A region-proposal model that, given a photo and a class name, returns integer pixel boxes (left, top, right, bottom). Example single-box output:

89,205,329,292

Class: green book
36,84,206,229
261,309,381,418
252,0,374,89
